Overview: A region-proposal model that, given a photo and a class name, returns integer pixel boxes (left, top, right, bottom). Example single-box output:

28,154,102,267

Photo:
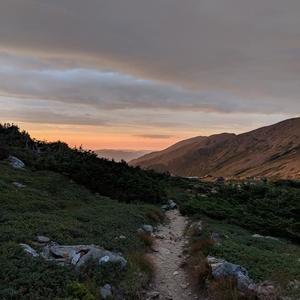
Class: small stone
173,271,179,276
35,235,50,243
13,182,26,188
141,224,154,234
100,284,113,299
155,234,165,239
180,284,189,289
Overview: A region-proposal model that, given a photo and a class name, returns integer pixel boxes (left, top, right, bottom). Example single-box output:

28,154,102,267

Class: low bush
180,183,300,242
0,124,169,204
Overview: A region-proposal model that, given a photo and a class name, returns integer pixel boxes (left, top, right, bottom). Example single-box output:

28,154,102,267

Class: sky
0,0,299,150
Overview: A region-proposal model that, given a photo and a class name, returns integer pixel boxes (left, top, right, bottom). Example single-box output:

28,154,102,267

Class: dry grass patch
208,278,256,300
146,207,165,223
137,231,156,248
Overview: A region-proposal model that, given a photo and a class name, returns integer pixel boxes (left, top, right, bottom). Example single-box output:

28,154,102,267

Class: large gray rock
208,257,253,291
9,156,25,169
42,244,127,269
20,244,39,257
100,284,113,299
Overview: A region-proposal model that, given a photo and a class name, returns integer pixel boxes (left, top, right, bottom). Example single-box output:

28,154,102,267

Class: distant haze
95,149,150,162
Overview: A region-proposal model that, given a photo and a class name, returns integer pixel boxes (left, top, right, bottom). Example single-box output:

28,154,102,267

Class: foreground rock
208,256,279,299
207,256,253,291
21,241,127,269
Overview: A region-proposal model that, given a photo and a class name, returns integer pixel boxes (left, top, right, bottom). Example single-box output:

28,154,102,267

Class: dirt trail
146,209,201,300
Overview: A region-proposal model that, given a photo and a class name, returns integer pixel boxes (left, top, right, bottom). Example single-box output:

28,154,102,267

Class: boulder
100,284,113,299
209,257,253,291
9,156,25,169
20,244,39,257
43,244,127,269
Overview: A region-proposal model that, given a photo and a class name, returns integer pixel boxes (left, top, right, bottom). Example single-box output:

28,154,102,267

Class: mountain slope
0,124,168,203
131,118,300,179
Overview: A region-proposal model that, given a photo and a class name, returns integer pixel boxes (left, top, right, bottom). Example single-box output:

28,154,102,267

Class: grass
179,182,300,242
171,178,300,299
190,217,300,298
0,161,161,299
207,219,300,282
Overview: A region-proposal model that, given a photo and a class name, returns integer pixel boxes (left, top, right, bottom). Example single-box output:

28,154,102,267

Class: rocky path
146,210,201,300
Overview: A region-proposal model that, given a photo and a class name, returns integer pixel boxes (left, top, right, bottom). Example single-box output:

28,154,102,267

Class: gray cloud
0,0,299,140
1,0,300,102
0,54,299,115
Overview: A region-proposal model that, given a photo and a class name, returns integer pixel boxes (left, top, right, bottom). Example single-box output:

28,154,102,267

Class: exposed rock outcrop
207,256,253,291
20,241,127,270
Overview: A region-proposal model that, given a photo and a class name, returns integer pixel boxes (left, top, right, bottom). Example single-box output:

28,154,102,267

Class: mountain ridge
131,118,300,179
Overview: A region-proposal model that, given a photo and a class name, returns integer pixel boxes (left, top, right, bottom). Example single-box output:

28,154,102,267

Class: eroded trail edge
146,210,201,300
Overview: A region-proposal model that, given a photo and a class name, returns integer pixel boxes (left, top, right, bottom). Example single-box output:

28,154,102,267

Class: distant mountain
95,149,150,162
131,118,300,179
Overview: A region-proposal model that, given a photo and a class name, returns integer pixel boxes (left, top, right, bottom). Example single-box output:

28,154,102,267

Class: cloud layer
0,0,299,149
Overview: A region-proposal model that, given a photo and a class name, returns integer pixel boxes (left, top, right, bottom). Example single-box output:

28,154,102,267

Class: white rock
20,244,39,257
9,156,25,169
13,182,26,188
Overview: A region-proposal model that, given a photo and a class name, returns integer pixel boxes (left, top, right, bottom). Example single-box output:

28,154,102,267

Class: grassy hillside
0,161,161,299
169,178,300,298
0,124,168,204
177,181,300,242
